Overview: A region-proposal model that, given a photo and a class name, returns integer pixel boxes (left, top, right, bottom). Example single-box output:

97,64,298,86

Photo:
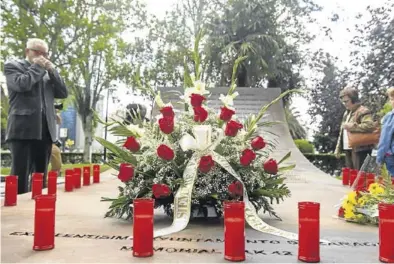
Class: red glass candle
298,201,320,263
356,171,366,191
33,194,56,251
47,171,57,195
74,168,81,189
338,206,344,218
342,167,350,186
31,173,43,199
64,169,74,192
83,166,91,186
349,169,358,187
224,200,245,262
133,198,154,257
366,173,375,189
4,175,18,206
378,203,394,263
93,164,100,183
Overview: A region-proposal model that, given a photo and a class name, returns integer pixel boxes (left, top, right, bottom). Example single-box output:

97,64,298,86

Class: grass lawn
1,164,111,177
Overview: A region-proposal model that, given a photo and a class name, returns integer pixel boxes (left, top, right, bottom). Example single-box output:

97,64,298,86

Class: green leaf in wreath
95,136,137,166
278,151,292,165
278,164,296,172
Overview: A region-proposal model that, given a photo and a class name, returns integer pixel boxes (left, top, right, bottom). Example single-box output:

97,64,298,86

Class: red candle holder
298,201,320,263
93,164,100,183
31,173,43,199
4,175,18,206
379,203,394,263
224,200,245,262
342,167,350,186
338,206,344,218
33,194,56,251
349,169,358,187
356,171,366,191
47,171,58,195
133,198,154,257
74,168,81,189
83,166,91,186
366,173,375,189
64,169,74,192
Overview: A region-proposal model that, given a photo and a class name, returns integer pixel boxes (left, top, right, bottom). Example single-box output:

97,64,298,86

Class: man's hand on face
32,56,47,68
44,59,54,72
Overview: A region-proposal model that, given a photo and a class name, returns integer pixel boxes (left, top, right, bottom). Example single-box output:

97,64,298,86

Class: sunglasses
29,48,49,57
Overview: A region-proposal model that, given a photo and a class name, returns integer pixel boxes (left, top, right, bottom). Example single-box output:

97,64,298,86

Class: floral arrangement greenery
96,35,298,221
341,165,394,225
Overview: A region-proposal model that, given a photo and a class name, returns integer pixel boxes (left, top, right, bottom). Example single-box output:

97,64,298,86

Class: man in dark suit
4,38,68,194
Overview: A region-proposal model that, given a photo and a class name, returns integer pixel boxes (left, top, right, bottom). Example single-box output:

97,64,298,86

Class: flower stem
171,160,182,178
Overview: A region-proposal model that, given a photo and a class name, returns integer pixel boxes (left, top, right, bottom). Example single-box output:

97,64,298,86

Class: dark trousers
344,149,372,170
8,115,52,194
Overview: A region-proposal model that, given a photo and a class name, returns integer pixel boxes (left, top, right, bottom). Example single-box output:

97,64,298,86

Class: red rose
251,136,266,150
228,181,243,196
158,116,174,134
263,158,278,174
157,144,175,161
152,184,171,198
193,106,208,122
123,136,140,152
190,93,206,107
198,155,215,173
160,106,175,118
225,120,243,137
240,149,256,166
118,163,134,182
219,106,235,122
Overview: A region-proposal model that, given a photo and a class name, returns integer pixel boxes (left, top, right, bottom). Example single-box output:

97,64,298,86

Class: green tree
350,1,394,113
308,53,350,153
204,0,321,99
1,0,146,162
285,105,307,140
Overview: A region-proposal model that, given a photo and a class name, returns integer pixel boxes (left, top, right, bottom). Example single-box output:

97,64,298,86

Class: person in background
4,38,68,194
124,103,149,124
50,109,63,176
334,87,375,170
376,87,394,179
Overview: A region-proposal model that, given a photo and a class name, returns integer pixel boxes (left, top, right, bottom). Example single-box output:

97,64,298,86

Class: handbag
347,127,380,148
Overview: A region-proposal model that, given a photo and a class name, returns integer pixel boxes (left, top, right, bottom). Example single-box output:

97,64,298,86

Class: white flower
194,80,207,94
127,124,145,138
219,92,239,106
155,91,165,108
180,80,210,104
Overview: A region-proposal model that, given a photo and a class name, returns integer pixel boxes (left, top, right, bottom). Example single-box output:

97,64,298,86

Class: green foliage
285,105,307,140
350,1,394,114
294,139,315,154
308,53,349,153
304,153,346,176
378,102,392,119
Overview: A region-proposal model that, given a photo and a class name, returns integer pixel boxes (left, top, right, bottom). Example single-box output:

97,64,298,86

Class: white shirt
343,112,352,150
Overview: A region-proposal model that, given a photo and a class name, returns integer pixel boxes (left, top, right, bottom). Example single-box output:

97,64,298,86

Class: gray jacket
4,59,68,142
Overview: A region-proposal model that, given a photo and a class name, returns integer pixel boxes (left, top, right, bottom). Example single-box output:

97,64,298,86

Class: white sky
110,0,387,139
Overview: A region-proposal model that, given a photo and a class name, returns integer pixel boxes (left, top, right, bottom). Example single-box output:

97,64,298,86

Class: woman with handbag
376,87,394,178
334,87,377,170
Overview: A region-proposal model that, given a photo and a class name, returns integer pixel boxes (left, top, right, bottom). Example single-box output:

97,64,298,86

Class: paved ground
0,89,382,263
